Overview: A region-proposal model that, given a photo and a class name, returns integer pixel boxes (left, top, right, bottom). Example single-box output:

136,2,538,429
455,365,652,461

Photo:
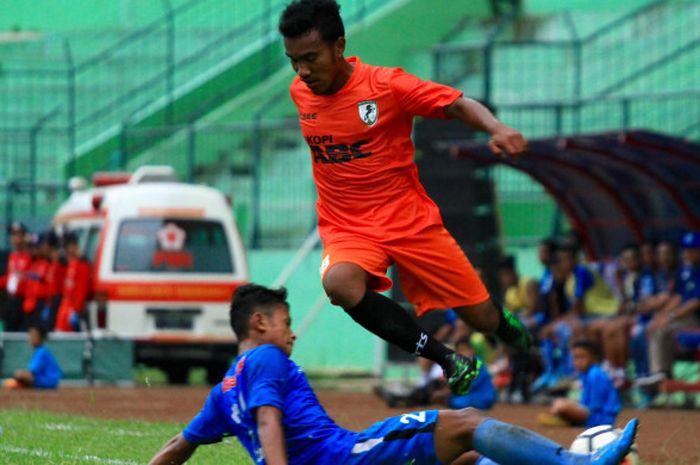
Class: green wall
248,249,379,373
0,0,187,31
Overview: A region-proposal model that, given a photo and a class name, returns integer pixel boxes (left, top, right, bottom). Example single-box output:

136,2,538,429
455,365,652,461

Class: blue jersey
183,345,357,465
677,264,700,304
538,269,553,295
579,364,620,427
28,345,62,389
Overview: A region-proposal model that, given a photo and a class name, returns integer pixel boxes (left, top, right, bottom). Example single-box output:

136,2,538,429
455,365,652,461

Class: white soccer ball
570,425,639,465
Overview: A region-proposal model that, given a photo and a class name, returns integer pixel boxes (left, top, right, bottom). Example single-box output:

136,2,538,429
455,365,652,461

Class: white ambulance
53,166,248,384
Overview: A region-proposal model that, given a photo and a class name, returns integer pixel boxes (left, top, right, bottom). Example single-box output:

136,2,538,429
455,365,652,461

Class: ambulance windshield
113,218,234,273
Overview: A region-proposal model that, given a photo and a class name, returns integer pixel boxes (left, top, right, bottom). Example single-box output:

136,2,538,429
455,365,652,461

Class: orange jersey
290,56,462,242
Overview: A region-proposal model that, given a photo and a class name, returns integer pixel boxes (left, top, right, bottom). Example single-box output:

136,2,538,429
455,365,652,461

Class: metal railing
433,0,700,106
107,89,700,250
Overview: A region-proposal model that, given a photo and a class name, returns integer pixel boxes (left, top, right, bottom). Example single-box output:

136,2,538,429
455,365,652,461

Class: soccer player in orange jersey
279,0,529,393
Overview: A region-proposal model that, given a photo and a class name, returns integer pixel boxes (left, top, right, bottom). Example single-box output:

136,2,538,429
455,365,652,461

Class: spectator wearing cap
54,233,92,332
639,232,700,386
0,222,32,331
21,233,50,330
41,231,67,331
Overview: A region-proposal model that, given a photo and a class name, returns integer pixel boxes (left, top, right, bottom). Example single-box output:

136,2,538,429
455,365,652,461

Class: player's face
10,231,25,248
284,29,347,95
261,304,296,356
28,328,42,348
682,247,700,266
620,249,640,273
572,347,593,373
656,243,676,271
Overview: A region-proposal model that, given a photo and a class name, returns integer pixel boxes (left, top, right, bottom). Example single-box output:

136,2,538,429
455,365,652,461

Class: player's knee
455,300,499,331
323,264,367,309
453,408,486,441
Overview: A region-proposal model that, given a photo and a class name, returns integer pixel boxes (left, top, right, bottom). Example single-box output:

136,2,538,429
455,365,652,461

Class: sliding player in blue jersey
148,283,638,465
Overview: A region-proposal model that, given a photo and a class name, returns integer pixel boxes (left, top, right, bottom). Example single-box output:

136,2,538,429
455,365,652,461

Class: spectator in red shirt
22,234,50,330
1,222,32,332
55,232,92,332
41,230,67,332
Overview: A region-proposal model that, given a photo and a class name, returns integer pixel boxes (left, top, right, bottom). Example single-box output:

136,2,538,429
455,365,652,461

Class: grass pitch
0,409,252,465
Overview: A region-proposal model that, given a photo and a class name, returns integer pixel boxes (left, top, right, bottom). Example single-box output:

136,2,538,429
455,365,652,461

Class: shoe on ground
634,372,666,387
445,353,482,395
536,412,571,427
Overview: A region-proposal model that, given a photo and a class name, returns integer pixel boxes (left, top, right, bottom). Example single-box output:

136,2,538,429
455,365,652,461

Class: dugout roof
452,130,700,259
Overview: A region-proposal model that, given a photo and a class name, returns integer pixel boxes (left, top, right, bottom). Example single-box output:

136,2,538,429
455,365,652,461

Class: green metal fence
0,0,388,246
431,0,700,247
433,0,700,105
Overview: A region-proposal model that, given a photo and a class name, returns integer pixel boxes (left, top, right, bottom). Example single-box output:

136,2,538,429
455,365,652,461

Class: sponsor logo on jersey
358,100,378,126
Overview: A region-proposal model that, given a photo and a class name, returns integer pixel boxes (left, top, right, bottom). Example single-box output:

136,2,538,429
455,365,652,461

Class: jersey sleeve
245,346,288,412
28,348,46,374
183,385,231,444
389,68,463,119
574,266,595,300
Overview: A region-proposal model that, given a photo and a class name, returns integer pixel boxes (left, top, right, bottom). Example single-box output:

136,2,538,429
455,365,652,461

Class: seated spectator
22,233,50,330
40,230,67,332
497,255,537,403
498,255,538,317
0,222,32,331
639,231,700,386
537,340,620,427
587,243,648,387
534,245,618,390
630,240,678,379
3,325,62,389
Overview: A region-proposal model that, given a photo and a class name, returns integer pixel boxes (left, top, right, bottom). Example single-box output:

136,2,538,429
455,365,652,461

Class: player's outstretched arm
148,433,198,465
444,97,527,157
256,405,288,465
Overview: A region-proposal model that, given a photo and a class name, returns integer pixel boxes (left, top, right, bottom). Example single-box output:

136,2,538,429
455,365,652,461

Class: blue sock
542,339,555,374
473,418,589,465
630,323,649,377
554,322,573,376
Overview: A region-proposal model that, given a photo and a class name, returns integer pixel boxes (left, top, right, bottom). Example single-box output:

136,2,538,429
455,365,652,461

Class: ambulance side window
84,226,101,263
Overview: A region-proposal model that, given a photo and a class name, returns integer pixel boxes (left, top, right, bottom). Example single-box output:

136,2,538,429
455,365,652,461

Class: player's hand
69,310,81,331
488,124,527,159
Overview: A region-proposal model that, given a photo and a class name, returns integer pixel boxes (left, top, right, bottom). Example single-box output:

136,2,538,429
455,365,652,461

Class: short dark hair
572,339,601,361
279,0,345,43
620,242,640,255
498,255,516,271
28,325,48,340
230,284,289,339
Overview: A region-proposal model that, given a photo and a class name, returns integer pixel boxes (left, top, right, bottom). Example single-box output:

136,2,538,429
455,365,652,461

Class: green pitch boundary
0,409,251,465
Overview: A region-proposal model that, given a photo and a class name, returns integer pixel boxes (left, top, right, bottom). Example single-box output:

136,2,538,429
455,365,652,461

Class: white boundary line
0,445,142,465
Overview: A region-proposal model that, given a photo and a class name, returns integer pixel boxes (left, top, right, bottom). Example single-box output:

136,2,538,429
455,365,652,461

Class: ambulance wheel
165,365,190,385
206,363,228,385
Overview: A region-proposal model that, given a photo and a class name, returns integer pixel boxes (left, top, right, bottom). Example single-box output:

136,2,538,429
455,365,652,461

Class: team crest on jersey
358,100,378,126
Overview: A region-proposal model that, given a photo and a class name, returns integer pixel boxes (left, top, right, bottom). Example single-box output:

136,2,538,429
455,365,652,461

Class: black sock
346,291,453,367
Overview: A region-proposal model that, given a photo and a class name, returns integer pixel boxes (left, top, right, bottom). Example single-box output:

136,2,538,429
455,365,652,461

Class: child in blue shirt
147,283,637,465
538,340,620,427
3,326,62,389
